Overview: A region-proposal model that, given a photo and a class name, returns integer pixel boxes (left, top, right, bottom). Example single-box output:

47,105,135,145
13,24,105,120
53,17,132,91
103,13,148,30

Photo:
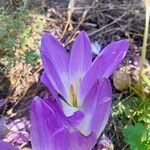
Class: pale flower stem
141,11,150,66
140,3,150,88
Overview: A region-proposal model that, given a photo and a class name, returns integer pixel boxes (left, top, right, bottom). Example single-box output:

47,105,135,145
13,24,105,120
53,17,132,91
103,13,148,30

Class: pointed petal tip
69,30,92,88
80,30,87,35
40,71,46,83
109,39,129,49
78,30,89,38
116,39,129,48
32,96,42,102
41,31,60,47
31,96,45,111
41,31,53,43
116,39,130,57
42,31,51,37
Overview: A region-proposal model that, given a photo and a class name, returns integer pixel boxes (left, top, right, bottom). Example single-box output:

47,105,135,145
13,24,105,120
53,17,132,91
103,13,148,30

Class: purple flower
31,96,96,150
30,31,129,150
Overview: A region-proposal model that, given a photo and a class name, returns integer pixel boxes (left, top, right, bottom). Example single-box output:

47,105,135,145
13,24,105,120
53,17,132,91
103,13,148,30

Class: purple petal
78,78,112,137
41,32,69,74
41,72,61,103
30,96,85,150
0,141,19,150
30,96,64,150
51,127,96,150
60,100,79,117
41,32,70,103
69,31,92,86
68,111,84,127
41,71,84,119
90,79,112,137
69,130,96,150
41,53,71,104
79,39,129,101
77,81,100,136
59,100,84,127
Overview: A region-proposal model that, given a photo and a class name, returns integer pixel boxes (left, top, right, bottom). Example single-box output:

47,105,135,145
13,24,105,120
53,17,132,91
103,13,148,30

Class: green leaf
138,101,150,125
25,49,40,65
123,123,150,150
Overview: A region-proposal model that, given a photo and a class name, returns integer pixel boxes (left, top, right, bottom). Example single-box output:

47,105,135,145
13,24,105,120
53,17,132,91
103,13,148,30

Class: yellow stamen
70,85,77,107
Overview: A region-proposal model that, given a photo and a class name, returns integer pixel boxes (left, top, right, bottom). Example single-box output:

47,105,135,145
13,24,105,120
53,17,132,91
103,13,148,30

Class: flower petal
41,72,84,126
68,111,84,127
79,39,129,101
41,72,60,102
41,32,70,103
50,127,96,150
77,81,100,136
41,53,71,104
69,31,92,84
78,78,112,138
30,96,85,150
90,78,112,137
30,96,64,150
0,141,18,150
41,32,69,74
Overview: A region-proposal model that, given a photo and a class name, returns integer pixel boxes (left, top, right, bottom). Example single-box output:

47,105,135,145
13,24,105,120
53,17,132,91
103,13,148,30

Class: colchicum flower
31,31,129,150
0,31,129,150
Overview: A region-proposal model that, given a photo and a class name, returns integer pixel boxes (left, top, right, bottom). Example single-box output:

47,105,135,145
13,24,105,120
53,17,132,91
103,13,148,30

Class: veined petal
41,72,60,102
0,141,19,150
60,100,84,127
69,31,92,106
79,39,129,101
30,96,85,150
41,73,83,124
69,31,92,85
78,78,112,138
50,127,96,150
90,78,112,137
68,111,84,127
30,96,64,150
41,32,70,103
41,32,69,74
41,53,71,104
91,98,111,138
77,81,100,136
69,130,96,150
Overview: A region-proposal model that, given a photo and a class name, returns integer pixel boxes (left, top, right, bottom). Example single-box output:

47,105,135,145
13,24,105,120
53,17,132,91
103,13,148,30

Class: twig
65,9,89,46
88,10,128,37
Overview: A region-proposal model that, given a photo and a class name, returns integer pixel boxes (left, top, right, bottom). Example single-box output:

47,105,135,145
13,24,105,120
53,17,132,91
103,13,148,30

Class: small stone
113,70,131,91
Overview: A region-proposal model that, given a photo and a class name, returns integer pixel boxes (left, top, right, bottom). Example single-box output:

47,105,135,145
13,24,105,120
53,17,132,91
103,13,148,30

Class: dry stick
60,0,76,40
65,9,89,46
94,27,126,39
88,10,128,37
121,144,128,150
112,117,120,146
60,11,73,40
